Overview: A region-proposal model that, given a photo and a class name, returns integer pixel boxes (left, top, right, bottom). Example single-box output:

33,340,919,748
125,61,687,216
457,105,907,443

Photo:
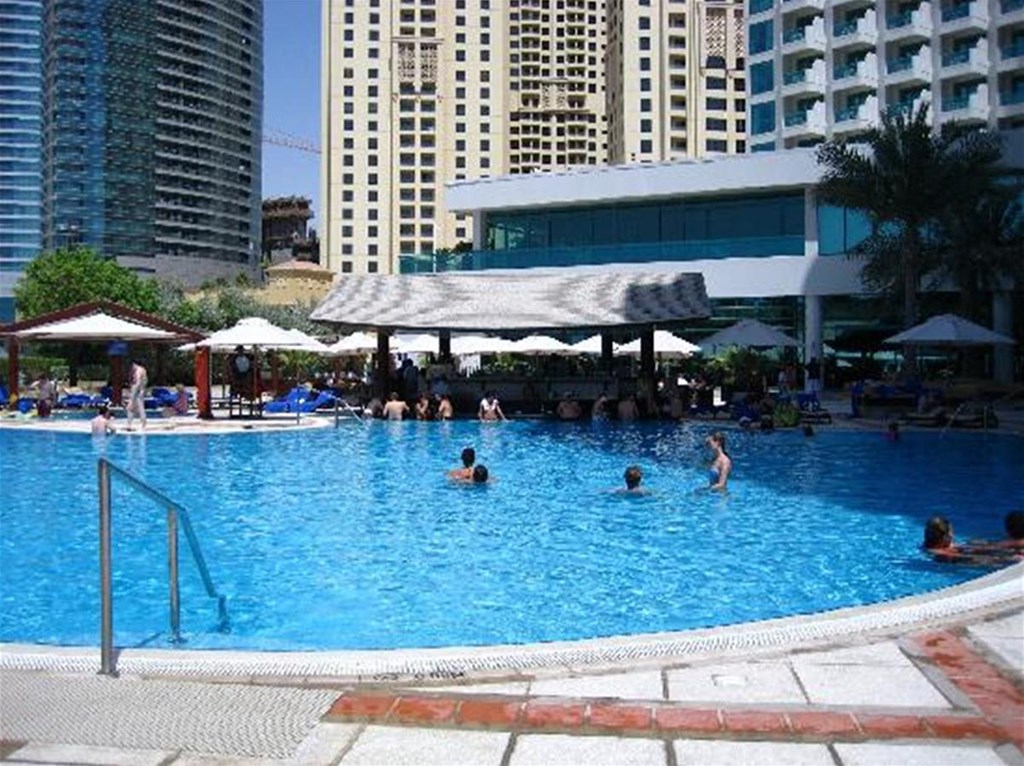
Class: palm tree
815,103,1004,371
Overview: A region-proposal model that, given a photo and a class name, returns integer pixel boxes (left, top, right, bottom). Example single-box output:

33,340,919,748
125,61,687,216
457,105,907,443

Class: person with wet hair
706,431,732,491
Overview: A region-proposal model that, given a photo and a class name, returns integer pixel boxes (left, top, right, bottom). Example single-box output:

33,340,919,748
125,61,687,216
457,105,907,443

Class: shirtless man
90,405,116,435
382,392,409,420
126,359,147,431
447,447,476,480
436,395,454,420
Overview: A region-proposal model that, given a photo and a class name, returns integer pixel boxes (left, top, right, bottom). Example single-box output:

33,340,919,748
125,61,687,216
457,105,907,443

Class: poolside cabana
310,270,710,402
0,301,205,409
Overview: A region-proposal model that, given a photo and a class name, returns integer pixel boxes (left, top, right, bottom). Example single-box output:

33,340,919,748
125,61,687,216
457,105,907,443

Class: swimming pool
0,422,1020,651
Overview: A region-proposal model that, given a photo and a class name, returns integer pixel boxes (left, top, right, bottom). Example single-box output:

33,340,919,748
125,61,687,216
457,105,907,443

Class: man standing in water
126,359,147,431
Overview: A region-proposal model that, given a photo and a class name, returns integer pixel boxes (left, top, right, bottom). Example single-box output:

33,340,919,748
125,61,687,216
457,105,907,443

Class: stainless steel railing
97,458,229,676
334,396,364,426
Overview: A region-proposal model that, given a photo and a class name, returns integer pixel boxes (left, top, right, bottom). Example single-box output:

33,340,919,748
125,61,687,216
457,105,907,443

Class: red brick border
322,628,1023,751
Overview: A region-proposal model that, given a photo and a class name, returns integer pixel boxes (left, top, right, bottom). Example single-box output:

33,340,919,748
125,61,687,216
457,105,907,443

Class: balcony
833,53,879,92
782,17,827,55
782,59,826,97
782,101,827,139
940,1,989,32
886,49,933,86
997,88,1024,120
781,0,825,12
940,40,990,79
999,39,1024,71
832,11,878,50
886,94,932,120
886,3,933,39
939,84,989,123
833,95,880,134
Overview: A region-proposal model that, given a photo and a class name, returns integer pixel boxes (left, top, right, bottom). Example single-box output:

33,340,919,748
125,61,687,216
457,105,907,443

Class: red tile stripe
322,628,1022,749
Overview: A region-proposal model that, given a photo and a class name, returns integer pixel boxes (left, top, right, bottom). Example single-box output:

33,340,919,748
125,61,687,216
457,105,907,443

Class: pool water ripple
0,423,1020,651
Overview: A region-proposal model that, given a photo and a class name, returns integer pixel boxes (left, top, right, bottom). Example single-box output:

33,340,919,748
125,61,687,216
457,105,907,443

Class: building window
749,20,773,56
640,77,651,92
706,118,728,131
751,101,775,135
750,61,773,95
341,261,353,273
367,261,378,273
707,77,727,90
640,139,653,153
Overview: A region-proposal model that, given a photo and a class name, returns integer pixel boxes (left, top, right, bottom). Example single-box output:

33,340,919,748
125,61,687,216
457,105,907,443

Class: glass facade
401,193,806,273
40,0,262,275
0,0,42,318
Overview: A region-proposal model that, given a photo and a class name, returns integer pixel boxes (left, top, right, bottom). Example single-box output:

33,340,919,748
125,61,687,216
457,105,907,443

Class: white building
746,0,1024,150
441,147,1021,381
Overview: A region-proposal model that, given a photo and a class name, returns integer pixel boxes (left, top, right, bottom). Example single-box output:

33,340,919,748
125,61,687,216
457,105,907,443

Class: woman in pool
923,516,1018,564
706,431,731,491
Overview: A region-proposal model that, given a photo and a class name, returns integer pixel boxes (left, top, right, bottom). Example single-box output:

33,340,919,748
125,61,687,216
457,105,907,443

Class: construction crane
263,128,321,154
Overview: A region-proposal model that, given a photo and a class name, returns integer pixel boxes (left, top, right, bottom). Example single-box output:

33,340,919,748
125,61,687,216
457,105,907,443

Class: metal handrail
334,396,365,426
98,458,229,676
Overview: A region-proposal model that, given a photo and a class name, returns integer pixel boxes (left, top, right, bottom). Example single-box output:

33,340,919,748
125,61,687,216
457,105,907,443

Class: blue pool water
0,423,1021,651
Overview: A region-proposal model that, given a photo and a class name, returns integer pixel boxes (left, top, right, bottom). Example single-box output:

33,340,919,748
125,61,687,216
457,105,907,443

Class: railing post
167,507,181,643
98,459,115,676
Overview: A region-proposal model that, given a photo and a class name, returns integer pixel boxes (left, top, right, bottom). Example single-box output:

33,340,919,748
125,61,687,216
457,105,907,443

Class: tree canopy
815,104,1007,332
13,246,161,319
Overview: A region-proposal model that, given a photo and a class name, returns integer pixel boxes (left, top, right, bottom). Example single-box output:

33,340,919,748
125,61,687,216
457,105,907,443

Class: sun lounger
901,409,949,427
797,393,832,424
947,404,998,429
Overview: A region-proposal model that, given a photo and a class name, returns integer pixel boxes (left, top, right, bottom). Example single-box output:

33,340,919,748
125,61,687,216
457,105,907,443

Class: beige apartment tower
321,0,608,276
607,0,747,162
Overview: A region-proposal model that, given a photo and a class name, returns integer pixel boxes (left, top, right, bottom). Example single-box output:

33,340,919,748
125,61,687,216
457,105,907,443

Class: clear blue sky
262,0,321,229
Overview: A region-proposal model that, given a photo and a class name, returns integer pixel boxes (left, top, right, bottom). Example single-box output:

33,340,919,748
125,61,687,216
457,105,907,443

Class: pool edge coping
2,562,1021,682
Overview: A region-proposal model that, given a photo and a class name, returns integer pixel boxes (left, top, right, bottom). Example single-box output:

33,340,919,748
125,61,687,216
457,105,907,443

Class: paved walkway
2,606,1021,765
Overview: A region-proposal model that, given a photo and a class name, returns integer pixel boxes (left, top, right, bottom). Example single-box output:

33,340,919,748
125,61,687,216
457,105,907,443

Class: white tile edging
1,564,1021,681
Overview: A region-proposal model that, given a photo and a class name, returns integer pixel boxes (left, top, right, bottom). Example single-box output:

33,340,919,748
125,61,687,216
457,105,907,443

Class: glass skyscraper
39,0,263,286
0,0,42,321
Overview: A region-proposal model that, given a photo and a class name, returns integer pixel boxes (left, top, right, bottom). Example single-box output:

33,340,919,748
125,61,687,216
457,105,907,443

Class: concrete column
5,338,18,402
992,291,1014,384
601,332,614,371
804,295,823,389
640,327,656,416
439,330,451,362
375,330,391,399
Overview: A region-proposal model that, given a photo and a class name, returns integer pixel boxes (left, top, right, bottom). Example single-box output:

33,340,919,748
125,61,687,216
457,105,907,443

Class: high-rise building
39,0,263,286
606,0,747,162
747,0,1024,151
321,0,609,276
0,0,43,320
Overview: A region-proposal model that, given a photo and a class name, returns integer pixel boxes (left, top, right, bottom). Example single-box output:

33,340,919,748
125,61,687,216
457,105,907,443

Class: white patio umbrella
284,328,331,354
196,317,310,351
393,333,438,355
884,314,1016,346
700,319,800,351
326,331,378,356
450,335,517,355
570,334,607,355
616,330,701,359
16,312,177,341
508,334,580,356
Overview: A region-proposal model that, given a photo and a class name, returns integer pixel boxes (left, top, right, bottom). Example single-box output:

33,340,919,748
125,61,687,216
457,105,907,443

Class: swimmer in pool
615,465,649,495
706,431,731,491
447,447,476,480
472,464,490,483
923,516,1015,565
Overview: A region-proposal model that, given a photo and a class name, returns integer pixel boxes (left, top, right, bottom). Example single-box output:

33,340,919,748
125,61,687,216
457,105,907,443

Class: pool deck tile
521,701,587,729
587,703,654,732
673,739,836,766
666,661,807,705
652,707,722,734
529,670,663,701
454,699,524,728
833,741,1010,766
793,661,953,708
337,726,510,766
509,733,666,766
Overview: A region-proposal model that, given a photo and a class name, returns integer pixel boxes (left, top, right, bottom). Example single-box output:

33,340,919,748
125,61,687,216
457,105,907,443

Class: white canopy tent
700,319,800,351
450,335,518,355
570,334,606,355
15,312,177,342
196,317,312,351
393,333,439,355
284,328,331,354
508,335,580,356
616,330,701,359
884,314,1016,347
326,331,379,356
